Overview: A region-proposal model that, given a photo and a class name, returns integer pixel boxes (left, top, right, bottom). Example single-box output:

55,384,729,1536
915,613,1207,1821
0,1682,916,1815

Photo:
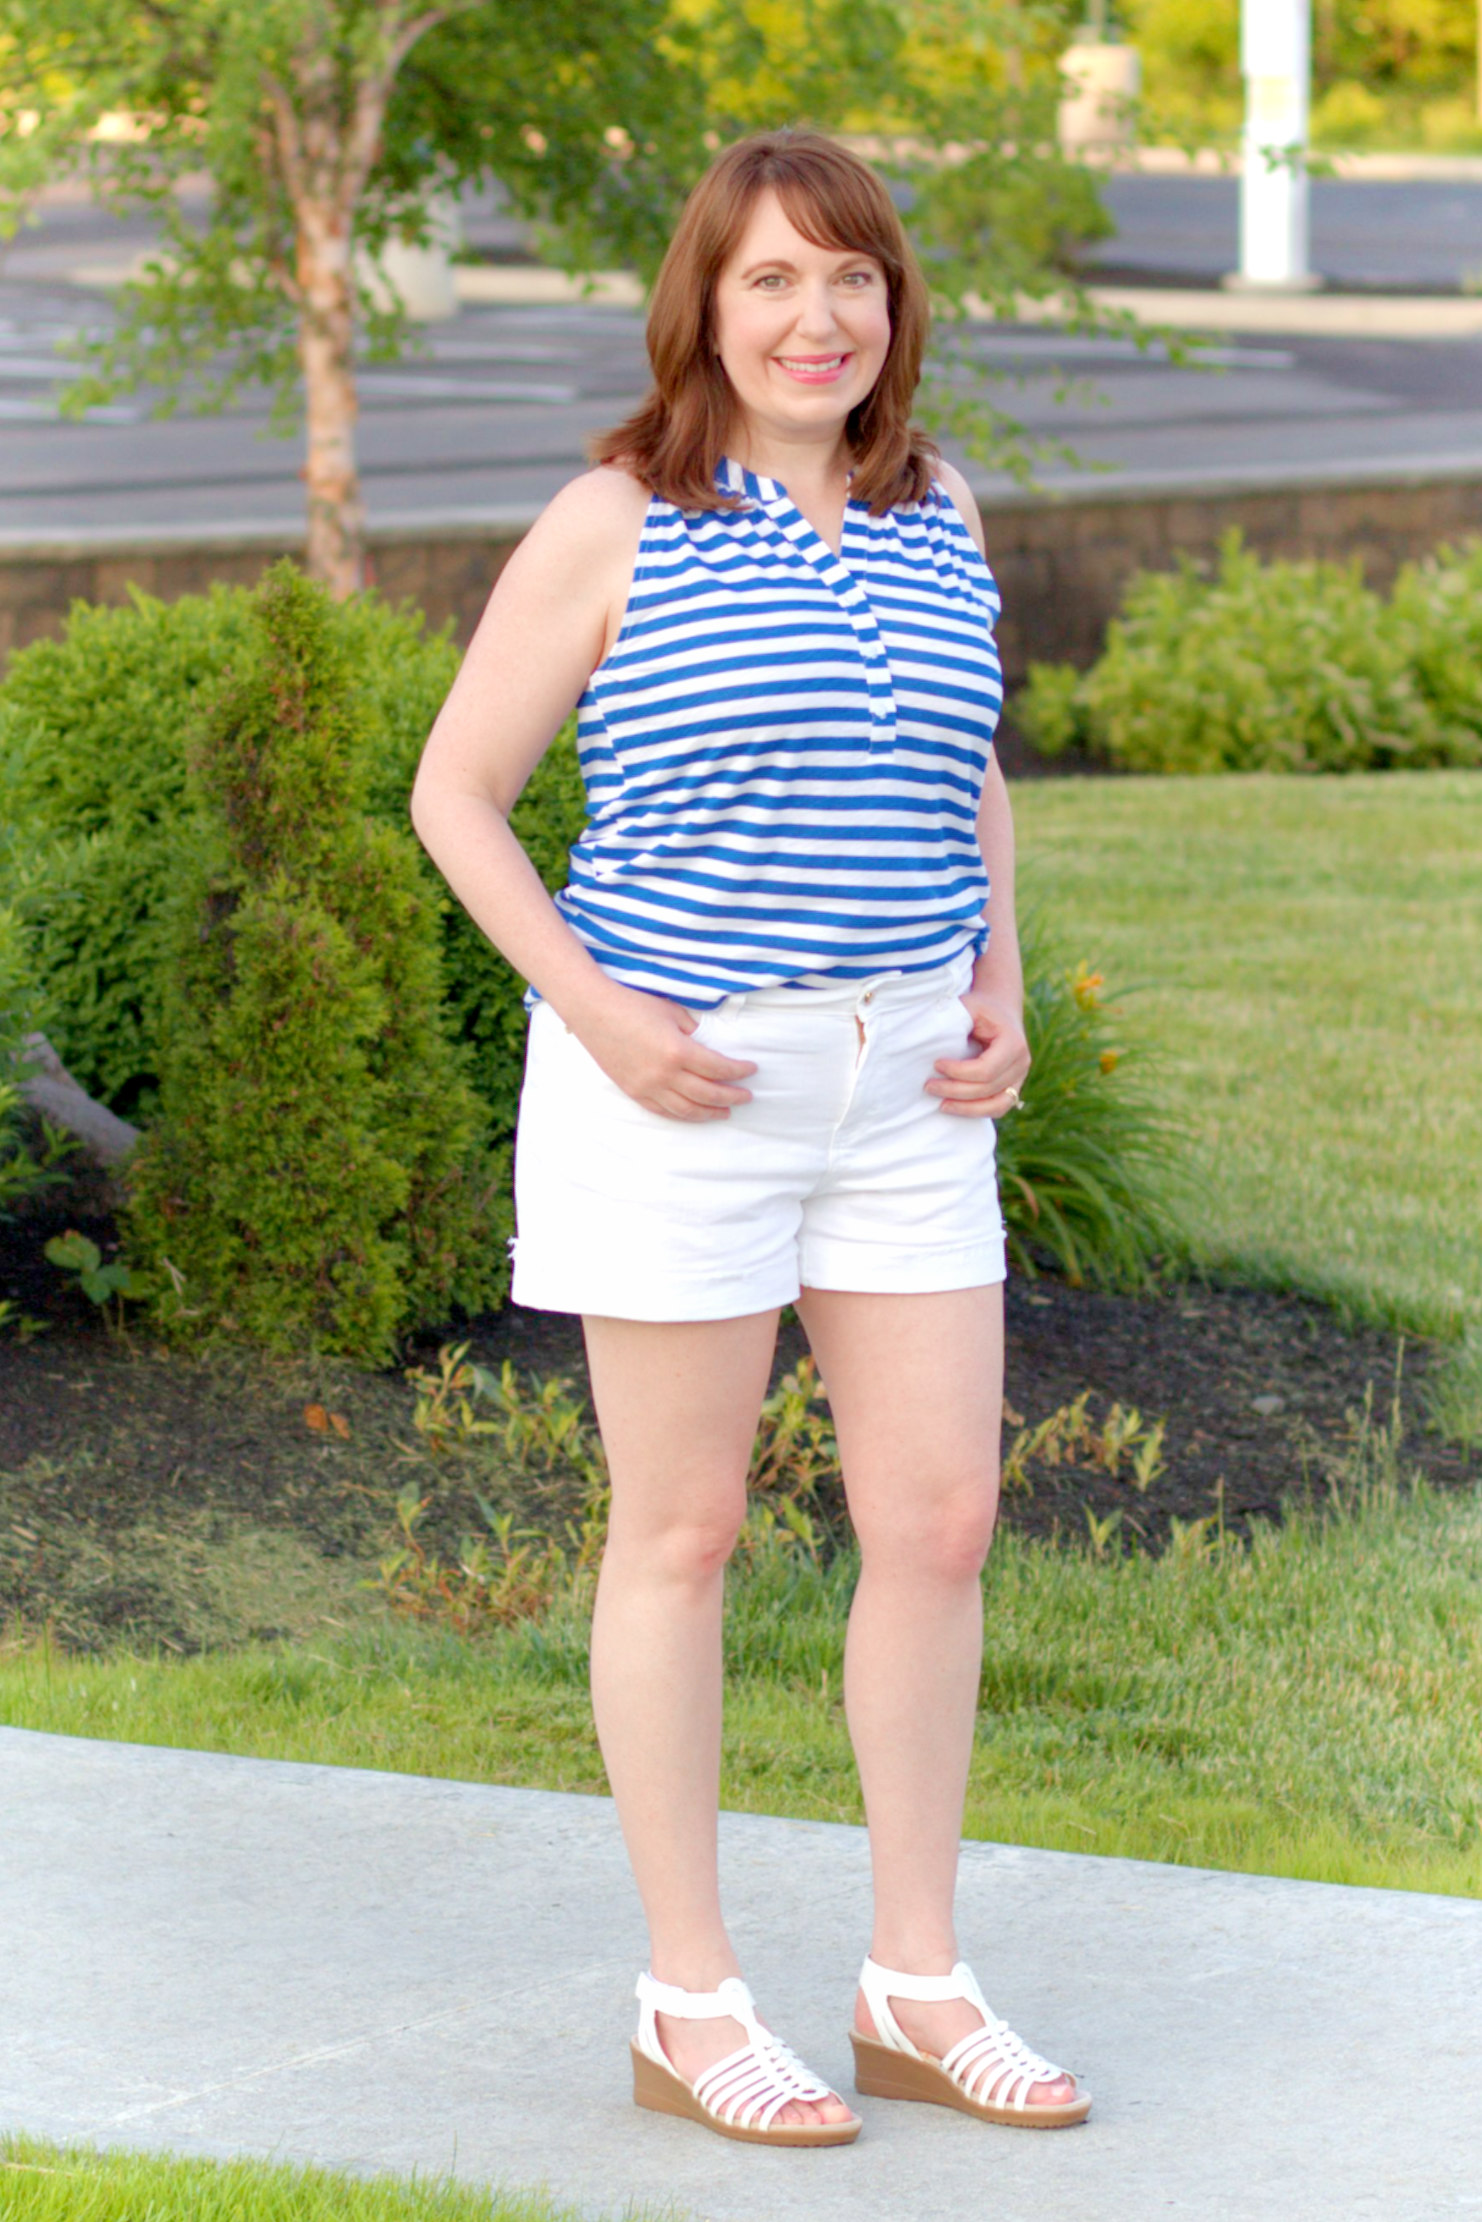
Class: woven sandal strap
694,2032,832,2131
942,2019,1060,2109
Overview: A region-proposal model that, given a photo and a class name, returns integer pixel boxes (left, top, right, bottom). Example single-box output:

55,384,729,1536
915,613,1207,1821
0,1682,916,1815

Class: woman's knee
607,1492,748,1587
856,1475,999,1583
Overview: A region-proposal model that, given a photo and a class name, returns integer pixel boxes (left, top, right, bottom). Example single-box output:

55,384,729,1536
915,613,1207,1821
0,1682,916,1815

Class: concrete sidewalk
1,1728,1478,2221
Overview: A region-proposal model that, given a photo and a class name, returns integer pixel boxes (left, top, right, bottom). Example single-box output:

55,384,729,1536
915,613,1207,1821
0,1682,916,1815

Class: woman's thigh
796,1285,1003,1565
583,1310,781,1553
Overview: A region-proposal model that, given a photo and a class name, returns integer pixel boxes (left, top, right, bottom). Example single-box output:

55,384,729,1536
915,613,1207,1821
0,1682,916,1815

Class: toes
778,2094,853,2128
1028,2076,1076,2107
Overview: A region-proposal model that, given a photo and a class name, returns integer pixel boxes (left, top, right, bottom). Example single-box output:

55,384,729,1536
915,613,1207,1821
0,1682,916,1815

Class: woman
410,127,1090,2148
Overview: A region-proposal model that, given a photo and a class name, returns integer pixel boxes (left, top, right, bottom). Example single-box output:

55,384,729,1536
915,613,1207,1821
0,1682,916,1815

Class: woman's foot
854,1976,1078,2110
657,2003,856,2129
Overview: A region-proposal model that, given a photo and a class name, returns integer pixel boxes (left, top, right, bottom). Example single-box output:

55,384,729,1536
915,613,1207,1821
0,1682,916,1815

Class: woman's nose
789,280,840,338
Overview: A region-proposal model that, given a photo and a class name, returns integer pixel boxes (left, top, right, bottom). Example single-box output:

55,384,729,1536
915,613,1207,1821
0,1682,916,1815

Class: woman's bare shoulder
531,464,654,552
493,465,652,616
931,458,987,557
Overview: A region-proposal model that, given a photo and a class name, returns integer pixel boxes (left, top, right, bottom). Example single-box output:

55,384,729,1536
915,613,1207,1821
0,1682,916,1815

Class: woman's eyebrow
736,252,877,279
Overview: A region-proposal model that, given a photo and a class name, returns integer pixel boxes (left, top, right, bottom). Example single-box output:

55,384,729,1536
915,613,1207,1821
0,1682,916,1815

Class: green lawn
1014,770,1482,1350
7,1453,1480,1897
0,2138,659,2222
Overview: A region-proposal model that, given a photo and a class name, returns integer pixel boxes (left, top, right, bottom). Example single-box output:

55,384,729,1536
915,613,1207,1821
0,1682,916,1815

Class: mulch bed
3,1180,1473,1608
471,1276,1471,1550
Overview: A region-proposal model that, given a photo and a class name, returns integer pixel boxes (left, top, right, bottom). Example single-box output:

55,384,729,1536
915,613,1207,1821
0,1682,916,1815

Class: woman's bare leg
797,1283,1074,2103
584,1307,852,2126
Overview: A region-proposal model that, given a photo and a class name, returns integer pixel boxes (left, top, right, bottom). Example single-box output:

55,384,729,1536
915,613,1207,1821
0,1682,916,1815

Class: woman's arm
925,459,1031,1119
408,469,756,1123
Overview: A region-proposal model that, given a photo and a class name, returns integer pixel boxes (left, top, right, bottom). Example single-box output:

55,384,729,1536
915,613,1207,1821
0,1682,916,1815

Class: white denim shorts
510,947,1007,1321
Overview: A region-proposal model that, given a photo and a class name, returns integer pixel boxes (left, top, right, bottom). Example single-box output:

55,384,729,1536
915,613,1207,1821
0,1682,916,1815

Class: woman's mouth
773,352,851,384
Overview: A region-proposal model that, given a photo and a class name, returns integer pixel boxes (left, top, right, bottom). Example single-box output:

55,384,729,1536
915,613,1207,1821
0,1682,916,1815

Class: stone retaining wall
4,467,1481,688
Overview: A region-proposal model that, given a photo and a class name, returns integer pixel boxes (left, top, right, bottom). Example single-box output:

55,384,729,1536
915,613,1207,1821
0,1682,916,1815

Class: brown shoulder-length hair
589,129,937,515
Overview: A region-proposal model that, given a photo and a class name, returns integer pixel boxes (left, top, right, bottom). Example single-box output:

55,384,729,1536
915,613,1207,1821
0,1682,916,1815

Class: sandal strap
636,1971,758,2024
693,2034,833,2131
857,1956,989,2052
941,2018,1064,2111
858,1956,1069,2106
634,1970,835,2133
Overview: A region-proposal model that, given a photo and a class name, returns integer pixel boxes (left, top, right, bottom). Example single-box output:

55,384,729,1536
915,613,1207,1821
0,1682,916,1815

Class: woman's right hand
568,983,757,1122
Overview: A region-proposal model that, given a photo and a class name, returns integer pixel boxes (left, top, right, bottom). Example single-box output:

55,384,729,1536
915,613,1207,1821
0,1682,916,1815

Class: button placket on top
729,460,899,756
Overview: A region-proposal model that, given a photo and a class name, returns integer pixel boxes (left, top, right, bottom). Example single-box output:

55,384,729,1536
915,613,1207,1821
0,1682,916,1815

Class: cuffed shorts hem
508,1258,801,1323
798,1235,1007,1298
510,1238,1007,1322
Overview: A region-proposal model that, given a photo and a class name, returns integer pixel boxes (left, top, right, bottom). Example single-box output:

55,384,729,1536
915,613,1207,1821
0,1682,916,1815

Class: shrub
1388,539,1482,762
1310,79,1389,148
0,581,586,1130
1016,531,1459,774
0,896,53,1227
997,914,1184,1287
120,564,508,1363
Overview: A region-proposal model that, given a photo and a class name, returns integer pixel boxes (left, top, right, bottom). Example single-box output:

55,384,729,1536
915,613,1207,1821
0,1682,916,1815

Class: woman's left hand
926,990,1030,1119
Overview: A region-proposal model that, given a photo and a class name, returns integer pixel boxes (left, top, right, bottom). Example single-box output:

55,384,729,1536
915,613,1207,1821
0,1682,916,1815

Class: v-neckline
723,456,859,568
717,455,899,756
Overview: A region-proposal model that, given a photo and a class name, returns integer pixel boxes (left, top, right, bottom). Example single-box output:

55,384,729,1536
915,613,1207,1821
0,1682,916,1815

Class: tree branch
338,8,448,220
262,72,308,211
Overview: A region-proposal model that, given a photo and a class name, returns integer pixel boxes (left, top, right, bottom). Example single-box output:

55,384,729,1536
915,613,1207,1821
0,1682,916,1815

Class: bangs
768,167,903,273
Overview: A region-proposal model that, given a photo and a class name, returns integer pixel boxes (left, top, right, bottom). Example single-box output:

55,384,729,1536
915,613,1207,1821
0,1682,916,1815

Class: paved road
1,180,1480,542
4,1729,1480,2221
1096,174,1482,290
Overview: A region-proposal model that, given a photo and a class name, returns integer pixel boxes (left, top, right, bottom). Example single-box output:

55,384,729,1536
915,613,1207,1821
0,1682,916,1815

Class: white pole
1233,0,1315,290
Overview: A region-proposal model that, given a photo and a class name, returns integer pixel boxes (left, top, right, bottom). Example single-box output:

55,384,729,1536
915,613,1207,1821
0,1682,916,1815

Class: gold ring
1002,1083,1022,1109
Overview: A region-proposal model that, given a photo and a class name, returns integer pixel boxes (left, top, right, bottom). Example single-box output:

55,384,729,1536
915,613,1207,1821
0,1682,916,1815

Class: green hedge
120,566,508,1361
0,581,585,1132
1017,532,1482,775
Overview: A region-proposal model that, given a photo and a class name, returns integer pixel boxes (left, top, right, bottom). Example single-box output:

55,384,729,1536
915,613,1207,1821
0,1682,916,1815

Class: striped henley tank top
550,454,1004,1007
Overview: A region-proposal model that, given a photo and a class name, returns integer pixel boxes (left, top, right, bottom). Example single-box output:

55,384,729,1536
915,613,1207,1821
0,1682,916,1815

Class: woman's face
711,188,892,453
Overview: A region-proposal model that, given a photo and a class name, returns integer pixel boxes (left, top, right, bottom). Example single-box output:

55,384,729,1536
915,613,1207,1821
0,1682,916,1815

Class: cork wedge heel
632,1971,861,2147
850,1957,1092,2128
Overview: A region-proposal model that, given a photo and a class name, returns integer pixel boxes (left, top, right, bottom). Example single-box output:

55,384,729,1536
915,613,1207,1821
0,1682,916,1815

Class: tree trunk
297,199,365,598
273,5,449,594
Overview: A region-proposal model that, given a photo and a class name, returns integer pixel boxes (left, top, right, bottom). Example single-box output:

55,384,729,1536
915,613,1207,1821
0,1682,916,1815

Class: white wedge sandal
632,1970,862,2146
851,1957,1092,2128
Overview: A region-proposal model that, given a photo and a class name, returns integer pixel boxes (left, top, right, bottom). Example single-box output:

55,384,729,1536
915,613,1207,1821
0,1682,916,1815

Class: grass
0,2138,665,2222
7,1436,1480,1898
1013,770,1482,1363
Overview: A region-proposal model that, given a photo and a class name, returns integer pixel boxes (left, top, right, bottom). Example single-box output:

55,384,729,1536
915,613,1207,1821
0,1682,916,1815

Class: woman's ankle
648,1943,744,1992
866,1933,960,1975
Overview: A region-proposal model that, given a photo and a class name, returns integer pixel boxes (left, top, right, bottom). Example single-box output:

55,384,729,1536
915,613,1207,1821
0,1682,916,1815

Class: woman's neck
728,423,852,501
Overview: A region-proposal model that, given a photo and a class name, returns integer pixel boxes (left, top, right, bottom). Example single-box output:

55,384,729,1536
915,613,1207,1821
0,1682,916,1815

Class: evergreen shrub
121,564,508,1362
1016,531,1479,774
0,579,585,1132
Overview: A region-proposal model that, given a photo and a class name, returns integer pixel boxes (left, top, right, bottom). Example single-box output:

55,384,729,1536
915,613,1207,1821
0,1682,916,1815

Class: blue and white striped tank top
551,455,1003,1006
